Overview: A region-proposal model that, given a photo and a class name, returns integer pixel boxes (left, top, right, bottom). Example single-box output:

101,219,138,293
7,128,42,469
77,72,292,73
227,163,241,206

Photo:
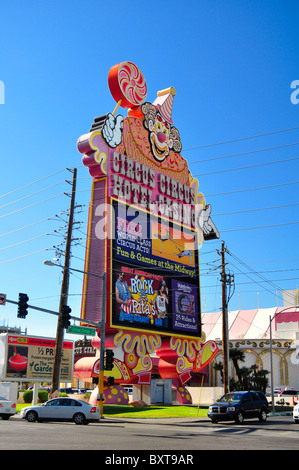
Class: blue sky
0,0,298,340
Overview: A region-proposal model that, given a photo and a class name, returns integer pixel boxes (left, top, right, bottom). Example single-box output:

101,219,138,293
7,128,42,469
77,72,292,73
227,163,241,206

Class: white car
293,403,299,423
0,396,17,420
20,397,100,425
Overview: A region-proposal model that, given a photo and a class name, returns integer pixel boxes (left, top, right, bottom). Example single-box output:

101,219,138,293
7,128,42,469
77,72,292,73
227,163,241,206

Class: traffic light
105,349,114,370
17,293,29,318
61,305,71,329
107,376,114,386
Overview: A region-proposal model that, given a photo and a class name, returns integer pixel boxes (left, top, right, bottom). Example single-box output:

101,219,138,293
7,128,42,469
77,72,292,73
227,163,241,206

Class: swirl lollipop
108,61,147,113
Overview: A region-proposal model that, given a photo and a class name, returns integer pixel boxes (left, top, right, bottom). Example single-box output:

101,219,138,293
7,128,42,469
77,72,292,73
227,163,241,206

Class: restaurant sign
0,334,74,382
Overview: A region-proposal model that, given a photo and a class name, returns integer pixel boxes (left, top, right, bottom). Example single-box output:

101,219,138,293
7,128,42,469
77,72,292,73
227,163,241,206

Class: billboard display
0,334,74,382
111,199,201,337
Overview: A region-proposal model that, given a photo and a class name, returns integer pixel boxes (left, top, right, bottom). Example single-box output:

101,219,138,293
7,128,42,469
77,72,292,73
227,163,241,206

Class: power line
206,180,299,198
183,126,299,151
226,250,296,303
0,169,67,200
187,141,299,165
213,202,299,217
0,247,51,265
0,217,52,238
0,193,66,219
0,210,71,238
221,220,299,232
202,267,299,277
246,257,299,265
0,231,58,252
0,181,66,211
195,156,299,177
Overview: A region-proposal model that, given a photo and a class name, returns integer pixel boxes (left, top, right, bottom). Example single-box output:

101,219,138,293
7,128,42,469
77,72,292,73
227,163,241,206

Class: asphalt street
0,413,298,453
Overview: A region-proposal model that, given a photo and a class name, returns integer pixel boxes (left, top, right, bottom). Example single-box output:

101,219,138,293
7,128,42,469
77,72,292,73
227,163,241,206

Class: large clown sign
76,62,219,392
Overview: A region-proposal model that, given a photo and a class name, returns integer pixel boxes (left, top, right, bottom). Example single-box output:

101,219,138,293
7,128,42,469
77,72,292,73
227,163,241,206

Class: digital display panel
111,200,201,337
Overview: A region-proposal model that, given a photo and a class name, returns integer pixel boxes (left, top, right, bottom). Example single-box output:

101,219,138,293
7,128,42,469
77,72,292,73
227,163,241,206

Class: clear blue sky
0,0,298,340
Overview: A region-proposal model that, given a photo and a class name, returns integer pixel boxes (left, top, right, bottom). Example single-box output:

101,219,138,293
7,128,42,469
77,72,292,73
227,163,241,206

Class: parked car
20,397,100,425
208,391,269,424
293,403,299,423
59,387,74,394
59,387,86,395
279,389,299,398
0,397,16,420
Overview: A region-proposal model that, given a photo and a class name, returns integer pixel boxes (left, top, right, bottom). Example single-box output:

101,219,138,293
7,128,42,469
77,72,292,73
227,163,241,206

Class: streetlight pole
269,305,299,412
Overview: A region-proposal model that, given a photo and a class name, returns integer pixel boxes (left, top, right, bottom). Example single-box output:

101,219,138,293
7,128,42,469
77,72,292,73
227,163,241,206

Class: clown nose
157,132,166,143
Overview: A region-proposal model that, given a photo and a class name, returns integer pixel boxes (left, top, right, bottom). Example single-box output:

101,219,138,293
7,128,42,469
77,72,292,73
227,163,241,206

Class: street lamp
44,260,107,417
269,305,299,412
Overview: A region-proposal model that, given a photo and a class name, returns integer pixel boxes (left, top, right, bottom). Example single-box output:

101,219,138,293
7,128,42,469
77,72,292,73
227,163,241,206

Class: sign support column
97,272,106,418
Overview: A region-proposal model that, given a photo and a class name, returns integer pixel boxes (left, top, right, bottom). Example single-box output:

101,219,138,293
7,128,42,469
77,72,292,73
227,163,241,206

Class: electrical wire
0,231,57,252
0,169,67,200
0,181,67,210
206,180,299,198
226,250,296,304
221,220,299,232
0,247,51,265
213,202,299,217
0,193,66,219
182,126,299,151
195,156,299,177
187,141,299,165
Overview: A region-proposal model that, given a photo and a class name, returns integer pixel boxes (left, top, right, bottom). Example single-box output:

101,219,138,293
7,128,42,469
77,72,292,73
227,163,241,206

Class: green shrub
23,390,33,403
38,390,48,403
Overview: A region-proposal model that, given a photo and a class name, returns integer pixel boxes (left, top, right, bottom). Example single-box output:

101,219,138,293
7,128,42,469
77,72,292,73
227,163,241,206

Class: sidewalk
12,409,293,423
12,412,209,424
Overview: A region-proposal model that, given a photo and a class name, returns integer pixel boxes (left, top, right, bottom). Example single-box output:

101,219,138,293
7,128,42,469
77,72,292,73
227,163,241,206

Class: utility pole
220,242,229,394
50,168,77,397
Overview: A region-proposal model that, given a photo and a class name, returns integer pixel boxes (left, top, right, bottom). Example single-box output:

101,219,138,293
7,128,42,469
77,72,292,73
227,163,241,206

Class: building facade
203,307,299,391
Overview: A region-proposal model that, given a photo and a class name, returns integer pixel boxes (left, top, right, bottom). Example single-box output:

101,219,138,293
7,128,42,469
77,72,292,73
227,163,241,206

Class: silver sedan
0,397,17,420
20,397,100,425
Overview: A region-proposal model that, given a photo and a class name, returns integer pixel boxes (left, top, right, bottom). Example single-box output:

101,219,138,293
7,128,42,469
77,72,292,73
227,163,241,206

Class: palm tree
213,361,223,384
250,365,269,393
238,366,252,390
229,348,245,383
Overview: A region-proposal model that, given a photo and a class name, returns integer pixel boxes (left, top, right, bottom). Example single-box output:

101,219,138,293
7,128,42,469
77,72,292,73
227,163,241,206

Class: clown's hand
198,204,220,239
102,113,123,147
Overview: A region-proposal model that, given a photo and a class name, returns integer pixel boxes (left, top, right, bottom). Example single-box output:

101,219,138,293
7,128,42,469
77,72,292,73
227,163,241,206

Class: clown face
148,113,173,162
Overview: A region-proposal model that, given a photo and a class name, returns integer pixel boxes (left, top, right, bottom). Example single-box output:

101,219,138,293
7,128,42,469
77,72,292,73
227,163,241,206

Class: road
1,414,298,454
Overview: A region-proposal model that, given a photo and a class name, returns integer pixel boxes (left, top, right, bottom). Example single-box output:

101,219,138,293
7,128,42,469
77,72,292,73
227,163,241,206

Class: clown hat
153,87,176,125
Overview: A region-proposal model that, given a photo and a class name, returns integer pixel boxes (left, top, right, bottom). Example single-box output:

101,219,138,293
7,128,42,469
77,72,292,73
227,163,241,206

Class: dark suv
208,391,269,424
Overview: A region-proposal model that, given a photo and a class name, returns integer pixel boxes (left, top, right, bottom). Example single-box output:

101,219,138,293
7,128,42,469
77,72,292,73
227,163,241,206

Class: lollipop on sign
108,61,147,114
100,62,147,148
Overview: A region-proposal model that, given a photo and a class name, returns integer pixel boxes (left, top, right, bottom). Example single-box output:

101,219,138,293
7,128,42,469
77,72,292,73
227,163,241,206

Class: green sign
67,325,96,336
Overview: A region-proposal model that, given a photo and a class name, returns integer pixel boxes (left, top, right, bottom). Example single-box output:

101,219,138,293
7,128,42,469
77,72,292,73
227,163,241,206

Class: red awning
73,356,100,379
